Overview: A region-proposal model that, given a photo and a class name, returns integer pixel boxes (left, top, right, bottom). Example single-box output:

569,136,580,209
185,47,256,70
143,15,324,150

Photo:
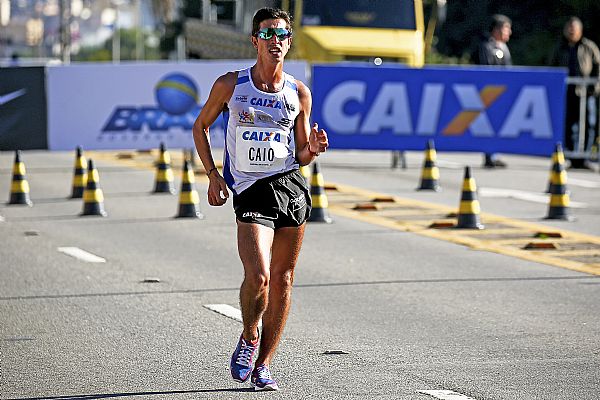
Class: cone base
176,204,204,219
153,186,175,194
456,214,484,229
455,223,485,230
175,212,205,219
81,203,107,217
308,213,333,223
417,185,441,192
8,193,32,206
545,214,574,221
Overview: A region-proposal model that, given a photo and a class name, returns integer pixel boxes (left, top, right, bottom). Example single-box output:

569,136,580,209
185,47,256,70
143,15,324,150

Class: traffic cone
299,165,311,184
456,166,484,229
153,143,175,194
308,162,332,223
176,160,204,219
70,146,87,198
545,148,572,220
417,140,440,191
81,159,107,217
8,150,32,206
546,143,565,194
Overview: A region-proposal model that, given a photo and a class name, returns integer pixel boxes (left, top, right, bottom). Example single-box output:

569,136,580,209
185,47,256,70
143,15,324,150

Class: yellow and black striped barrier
417,139,441,191
81,159,107,217
8,150,32,206
70,146,88,199
176,160,204,219
546,145,572,221
299,165,311,185
308,162,332,223
153,143,175,194
456,166,484,229
546,143,565,194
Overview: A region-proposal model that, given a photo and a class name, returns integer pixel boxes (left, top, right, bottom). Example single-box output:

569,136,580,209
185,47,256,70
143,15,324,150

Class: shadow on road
7,387,255,400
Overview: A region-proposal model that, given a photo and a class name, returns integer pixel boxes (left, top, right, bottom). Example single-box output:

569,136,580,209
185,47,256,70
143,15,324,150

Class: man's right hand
207,173,229,206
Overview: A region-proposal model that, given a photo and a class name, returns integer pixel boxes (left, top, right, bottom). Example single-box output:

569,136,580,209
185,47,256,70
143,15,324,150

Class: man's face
564,21,583,44
493,23,512,43
252,18,292,63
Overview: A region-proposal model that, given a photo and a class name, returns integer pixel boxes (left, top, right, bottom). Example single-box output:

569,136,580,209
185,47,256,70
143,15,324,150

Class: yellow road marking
326,182,600,276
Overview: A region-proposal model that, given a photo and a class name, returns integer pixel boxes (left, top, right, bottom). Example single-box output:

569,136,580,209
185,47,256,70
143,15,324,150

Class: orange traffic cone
81,159,107,217
8,150,32,206
70,146,87,198
308,162,332,223
456,166,484,229
176,160,204,219
153,143,175,194
417,140,440,191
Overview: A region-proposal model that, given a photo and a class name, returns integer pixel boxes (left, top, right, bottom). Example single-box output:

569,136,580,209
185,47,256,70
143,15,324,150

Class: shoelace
236,340,256,367
256,366,272,380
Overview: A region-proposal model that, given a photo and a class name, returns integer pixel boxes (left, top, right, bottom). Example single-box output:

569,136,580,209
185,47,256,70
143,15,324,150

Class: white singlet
222,67,301,195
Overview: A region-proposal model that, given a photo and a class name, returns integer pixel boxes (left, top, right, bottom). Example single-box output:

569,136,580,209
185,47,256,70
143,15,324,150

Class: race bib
235,126,289,172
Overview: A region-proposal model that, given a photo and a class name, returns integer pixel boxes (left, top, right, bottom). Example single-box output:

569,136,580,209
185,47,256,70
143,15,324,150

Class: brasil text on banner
311,65,567,156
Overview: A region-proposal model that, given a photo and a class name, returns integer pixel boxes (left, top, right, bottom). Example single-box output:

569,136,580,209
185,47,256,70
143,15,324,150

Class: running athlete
192,7,328,391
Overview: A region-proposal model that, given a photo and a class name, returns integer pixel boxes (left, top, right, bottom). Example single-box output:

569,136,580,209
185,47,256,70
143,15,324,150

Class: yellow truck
283,0,426,67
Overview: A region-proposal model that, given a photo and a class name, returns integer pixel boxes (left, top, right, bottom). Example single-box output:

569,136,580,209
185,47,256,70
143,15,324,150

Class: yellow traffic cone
176,160,204,219
153,143,175,194
299,165,311,184
545,146,572,221
417,140,441,191
308,162,332,223
70,146,87,199
8,150,32,206
456,166,484,229
81,159,107,217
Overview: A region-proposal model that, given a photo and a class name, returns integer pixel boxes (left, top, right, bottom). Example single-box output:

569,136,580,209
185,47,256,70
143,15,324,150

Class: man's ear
252,36,259,50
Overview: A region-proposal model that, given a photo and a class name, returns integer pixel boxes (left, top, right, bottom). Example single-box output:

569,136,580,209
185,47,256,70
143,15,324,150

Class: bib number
235,127,289,172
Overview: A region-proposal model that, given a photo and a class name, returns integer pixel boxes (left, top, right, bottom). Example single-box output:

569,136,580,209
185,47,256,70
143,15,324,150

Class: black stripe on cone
153,142,175,194
70,146,88,199
8,150,33,206
308,162,332,223
417,140,441,191
81,159,107,217
545,147,573,221
456,166,484,229
176,160,204,219
546,143,565,194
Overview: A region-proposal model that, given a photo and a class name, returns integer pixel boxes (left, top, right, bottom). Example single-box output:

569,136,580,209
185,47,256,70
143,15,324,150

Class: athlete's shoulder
294,79,311,97
213,71,238,91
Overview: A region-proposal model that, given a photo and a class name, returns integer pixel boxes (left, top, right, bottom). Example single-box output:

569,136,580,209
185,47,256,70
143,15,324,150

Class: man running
192,7,328,391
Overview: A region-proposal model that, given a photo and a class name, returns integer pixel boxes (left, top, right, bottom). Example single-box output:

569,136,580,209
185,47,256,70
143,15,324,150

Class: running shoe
230,333,259,383
251,364,279,391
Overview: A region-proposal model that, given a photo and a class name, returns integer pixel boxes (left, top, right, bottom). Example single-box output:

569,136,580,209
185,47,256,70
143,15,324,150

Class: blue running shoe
230,334,259,383
251,364,279,391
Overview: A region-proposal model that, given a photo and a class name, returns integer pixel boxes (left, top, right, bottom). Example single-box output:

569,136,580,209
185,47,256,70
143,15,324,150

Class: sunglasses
255,28,292,41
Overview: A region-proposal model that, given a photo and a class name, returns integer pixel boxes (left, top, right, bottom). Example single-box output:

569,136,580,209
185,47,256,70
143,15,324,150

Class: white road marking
436,160,465,169
0,215,4,222
57,247,106,263
479,187,587,208
204,304,243,323
204,304,262,327
418,389,478,399
569,178,600,189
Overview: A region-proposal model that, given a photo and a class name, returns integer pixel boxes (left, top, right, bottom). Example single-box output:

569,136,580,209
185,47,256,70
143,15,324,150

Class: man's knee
270,268,294,290
246,271,270,291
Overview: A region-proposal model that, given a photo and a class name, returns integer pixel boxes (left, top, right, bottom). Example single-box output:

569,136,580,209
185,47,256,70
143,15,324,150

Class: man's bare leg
237,221,274,341
256,224,305,366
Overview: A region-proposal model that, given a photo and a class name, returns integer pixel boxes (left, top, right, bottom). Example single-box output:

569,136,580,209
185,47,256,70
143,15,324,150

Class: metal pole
112,6,120,63
577,84,587,153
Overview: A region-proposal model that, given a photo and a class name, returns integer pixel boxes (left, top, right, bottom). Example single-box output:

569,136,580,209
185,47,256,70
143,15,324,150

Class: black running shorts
233,169,312,229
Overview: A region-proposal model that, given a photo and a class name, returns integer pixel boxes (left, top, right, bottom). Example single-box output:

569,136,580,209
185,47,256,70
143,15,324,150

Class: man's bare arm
294,80,328,166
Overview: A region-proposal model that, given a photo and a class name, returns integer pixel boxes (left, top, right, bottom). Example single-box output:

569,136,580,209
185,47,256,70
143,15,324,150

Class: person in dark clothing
476,14,512,168
549,17,600,169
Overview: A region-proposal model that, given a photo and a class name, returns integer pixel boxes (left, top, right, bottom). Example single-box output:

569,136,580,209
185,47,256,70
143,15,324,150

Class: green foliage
74,28,161,62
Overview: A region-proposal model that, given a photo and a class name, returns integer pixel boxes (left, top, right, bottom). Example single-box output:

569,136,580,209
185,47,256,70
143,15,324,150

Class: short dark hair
251,8,292,37
489,14,511,33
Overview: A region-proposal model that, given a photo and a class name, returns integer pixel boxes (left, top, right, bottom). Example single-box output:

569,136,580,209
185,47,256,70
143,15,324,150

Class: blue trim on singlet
236,75,249,85
285,79,297,91
221,109,236,195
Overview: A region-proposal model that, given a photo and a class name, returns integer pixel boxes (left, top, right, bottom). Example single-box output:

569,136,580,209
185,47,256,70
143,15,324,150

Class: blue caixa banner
311,65,566,156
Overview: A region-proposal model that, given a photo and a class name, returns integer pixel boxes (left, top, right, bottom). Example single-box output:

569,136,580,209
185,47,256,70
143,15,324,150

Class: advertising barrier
47,61,308,151
312,65,567,156
0,66,47,150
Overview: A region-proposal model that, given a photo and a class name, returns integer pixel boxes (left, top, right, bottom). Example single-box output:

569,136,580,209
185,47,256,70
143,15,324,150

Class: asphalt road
1,150,599,400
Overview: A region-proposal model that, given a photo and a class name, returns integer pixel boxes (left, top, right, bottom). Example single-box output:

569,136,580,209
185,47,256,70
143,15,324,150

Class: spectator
549,17,600,169
476,14,512,168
